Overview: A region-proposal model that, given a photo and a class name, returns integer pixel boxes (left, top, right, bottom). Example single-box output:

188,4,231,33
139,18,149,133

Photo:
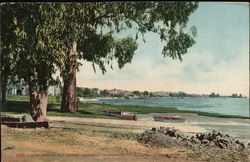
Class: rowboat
102,110,137,120
153,116,185,123
121,114,137,121
103,110,122,116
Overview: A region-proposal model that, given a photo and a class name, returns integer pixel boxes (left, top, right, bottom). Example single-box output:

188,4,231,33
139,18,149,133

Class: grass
3,95,250,119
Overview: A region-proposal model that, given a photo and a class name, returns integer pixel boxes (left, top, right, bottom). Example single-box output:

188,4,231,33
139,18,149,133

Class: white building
7,80,61,96
109,88,122,95
92,88,101,95
47,85,61,96
7,80,28,95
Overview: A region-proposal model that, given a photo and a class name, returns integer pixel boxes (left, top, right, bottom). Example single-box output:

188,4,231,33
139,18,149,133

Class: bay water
80,97,249,117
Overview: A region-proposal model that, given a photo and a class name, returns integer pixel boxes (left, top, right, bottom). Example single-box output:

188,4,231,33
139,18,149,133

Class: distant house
7,80,28,95
102,89,110,96
109,89,119,95
109,88,123,96
47,85,61,96
92,88,101,95
7,80,60,96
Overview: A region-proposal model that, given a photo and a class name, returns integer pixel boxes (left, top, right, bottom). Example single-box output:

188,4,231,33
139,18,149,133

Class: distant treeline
209,92,246,98
76,87,247,98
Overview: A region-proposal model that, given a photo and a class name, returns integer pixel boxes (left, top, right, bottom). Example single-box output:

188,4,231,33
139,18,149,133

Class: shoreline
5,96,249,119
81,102,250,119
2,112,250,162
3,112,250,142
80,97,250,119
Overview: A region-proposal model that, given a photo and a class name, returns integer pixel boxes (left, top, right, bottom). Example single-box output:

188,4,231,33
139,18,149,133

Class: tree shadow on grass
48,104,93,115
77,109,92,114
47,103,61,112
5,100,29,113
5,100,93,116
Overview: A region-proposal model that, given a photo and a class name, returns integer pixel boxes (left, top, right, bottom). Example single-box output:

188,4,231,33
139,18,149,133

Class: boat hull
153,116,185,123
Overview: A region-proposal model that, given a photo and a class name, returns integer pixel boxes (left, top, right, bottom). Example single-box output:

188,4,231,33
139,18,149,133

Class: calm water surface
80,97,249,117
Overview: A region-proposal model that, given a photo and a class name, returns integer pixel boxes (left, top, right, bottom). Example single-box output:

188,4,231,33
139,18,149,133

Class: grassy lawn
3,95,249,119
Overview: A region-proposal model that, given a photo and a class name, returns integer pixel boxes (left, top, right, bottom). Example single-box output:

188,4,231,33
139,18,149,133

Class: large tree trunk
1,74,7,112
61,42,77,112
28,82,48,121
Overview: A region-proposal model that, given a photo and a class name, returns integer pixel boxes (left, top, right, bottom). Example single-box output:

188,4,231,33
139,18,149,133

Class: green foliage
44,2,199,77
76,87,96,98
231,93,243,98
82,88,93,97
0,3,19,83
2,2,199,115
76,87,83,97
231,94,238,98
133,91,141,96
114,37,138,69
2,2,199,88
169,92,188,97
143,91,149,96
209,93,220,98
2,3,64,90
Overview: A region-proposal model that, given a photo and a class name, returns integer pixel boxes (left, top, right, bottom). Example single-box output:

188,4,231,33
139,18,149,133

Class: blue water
80,97,250,117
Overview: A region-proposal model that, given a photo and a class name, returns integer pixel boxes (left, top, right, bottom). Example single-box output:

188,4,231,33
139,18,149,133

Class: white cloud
76,3,249,97
77,46,249,97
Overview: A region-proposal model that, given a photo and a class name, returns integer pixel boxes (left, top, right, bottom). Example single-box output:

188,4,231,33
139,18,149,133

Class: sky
77,2,249,97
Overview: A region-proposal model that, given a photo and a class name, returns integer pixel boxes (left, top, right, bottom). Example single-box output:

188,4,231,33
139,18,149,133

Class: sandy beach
47,113,250,141
2,113,250,162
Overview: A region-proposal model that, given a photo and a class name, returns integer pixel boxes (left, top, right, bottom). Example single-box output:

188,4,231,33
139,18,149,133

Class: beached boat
102,110,137,120
103,110,122,116
153,116,185,123
121,114,137,121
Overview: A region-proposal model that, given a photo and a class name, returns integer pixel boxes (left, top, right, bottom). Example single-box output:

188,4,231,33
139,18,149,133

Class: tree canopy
1,2,198,88
55,2,198,75
1,2,199,118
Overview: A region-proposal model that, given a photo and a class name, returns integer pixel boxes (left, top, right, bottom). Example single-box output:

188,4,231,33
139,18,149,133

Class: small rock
159,126,165,130
151,127,157,132
21,115,34,122
202,139,209,144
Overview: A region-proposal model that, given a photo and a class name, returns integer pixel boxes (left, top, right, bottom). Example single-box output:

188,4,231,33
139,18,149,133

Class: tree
0,3,19,111
133,91,141,96
209,93,216,97
82,88,93,97
56,2,198,112
209,92,220,98
231,93,238,98
2,3,64,121
143,91,149,96
76,87,83,97
2,2,199,118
